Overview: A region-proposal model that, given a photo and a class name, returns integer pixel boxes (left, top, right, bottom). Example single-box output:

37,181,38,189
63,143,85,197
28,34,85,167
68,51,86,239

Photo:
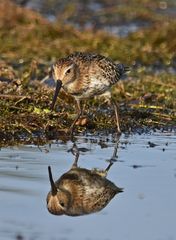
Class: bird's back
69,52,128,82
56,167,122,216
66,52,128,98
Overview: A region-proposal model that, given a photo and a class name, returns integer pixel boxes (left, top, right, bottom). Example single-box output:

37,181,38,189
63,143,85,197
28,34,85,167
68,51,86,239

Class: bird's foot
75,116,89,127
91,168,107,177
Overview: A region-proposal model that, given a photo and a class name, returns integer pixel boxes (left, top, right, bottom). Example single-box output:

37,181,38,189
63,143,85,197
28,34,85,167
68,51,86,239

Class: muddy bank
0,0,176,146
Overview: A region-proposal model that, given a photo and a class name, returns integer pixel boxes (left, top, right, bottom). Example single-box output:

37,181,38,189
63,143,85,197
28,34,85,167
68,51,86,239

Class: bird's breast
63,75,111,99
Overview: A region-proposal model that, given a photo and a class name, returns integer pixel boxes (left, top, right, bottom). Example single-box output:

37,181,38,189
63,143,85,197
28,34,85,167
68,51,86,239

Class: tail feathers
116,187,124,194
116,63,130,77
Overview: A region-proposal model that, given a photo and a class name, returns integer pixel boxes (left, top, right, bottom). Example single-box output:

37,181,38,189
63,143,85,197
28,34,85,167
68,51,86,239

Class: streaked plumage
47,161,123,216
51,52,129,134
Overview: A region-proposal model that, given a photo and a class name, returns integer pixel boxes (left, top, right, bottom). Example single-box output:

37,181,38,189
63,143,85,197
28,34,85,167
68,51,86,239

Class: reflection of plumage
47,162,123,216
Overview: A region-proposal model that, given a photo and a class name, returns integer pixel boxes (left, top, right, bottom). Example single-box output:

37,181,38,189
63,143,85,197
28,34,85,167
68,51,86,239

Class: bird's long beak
51,80,62,110
48,166,57,195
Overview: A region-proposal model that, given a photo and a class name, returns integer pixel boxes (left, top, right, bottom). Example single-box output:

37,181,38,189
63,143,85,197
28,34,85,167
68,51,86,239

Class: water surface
0,132,176,240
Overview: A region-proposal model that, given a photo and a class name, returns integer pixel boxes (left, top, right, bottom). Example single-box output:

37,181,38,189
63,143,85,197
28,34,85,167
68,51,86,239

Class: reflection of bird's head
46,190,71,215
47,166,71,215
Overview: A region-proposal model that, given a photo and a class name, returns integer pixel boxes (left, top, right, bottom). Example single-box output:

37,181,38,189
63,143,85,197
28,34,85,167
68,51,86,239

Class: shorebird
51,52,129,134
47,149,122,216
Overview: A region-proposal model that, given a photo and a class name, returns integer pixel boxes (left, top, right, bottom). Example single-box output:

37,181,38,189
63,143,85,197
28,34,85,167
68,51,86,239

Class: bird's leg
105,162,114,174
111,135,120,160
72,152,79,168
69,99,82,137
111,99,121,134
93,161,114,178
96,136,120,177
104,135,120,175
71,143,80,168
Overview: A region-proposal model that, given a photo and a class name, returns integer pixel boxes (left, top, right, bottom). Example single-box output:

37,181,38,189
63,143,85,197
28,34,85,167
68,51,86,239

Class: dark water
0,132,176,240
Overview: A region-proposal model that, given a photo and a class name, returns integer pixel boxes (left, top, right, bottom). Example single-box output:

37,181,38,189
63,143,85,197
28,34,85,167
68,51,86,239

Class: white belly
63,76,111,99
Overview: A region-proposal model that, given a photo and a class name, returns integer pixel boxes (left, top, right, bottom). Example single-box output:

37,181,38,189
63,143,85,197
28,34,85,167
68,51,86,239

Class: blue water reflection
0,133,176,240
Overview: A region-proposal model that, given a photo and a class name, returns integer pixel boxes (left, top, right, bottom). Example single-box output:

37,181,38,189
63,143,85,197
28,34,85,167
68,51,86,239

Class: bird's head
52,59,77,85
47,166,71,215
51,59,78,110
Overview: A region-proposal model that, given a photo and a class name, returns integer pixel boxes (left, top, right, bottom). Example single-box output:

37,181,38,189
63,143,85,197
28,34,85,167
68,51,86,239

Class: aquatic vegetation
0,0,175,145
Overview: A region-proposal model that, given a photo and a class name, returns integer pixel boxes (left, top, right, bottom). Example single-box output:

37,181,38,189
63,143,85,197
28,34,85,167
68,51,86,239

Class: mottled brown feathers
52,52,129,133
53,52,128,99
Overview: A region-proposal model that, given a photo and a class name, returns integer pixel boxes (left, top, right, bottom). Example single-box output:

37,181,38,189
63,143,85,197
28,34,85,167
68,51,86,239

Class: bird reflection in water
46,140,123,216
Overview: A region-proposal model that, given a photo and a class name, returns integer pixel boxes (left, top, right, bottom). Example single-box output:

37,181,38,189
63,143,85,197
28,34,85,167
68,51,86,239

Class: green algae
1,0,176,64
0,0,176,146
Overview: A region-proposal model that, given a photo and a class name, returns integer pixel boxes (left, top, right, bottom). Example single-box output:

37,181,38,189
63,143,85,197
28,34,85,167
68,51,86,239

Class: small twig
0,94,30,100
14,123,32,134
130,104,164,110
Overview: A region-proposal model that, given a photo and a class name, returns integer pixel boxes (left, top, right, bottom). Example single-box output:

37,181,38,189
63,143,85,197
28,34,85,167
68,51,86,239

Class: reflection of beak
51,80,62,110
48,166,57,195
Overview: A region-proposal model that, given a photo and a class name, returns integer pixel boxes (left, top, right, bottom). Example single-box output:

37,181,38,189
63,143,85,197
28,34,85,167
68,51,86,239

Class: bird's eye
66,68,71,74
59,201,65,207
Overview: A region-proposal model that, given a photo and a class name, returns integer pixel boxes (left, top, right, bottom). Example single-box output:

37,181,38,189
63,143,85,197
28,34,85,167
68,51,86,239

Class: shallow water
0,132,176,240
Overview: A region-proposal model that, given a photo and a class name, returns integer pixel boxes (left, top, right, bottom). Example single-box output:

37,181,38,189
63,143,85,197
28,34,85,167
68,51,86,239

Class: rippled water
0,132,176,240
